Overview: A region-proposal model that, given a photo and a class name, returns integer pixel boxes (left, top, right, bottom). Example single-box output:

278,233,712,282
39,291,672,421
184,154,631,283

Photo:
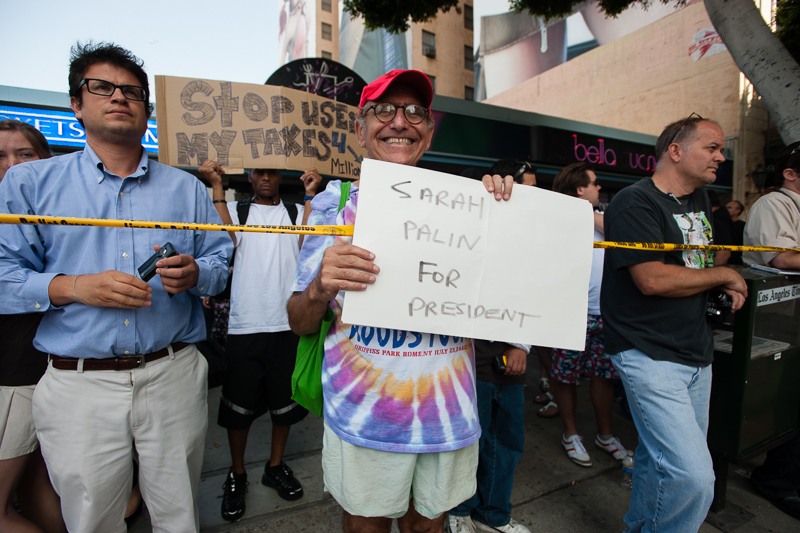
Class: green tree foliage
342,0,460,34
776,0,800,62
509,0,684,19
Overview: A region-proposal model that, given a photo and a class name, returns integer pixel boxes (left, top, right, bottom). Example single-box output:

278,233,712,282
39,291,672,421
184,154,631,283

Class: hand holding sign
313,243,379,301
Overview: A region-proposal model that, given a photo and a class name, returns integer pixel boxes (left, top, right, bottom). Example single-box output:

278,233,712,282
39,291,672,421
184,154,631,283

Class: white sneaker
473,517,532,533
562,433,592,467
595,434,628,461
447,513,476,533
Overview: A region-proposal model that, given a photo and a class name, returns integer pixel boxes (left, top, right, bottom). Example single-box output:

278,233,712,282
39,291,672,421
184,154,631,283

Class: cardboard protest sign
341,159,594,350
155,75,366,179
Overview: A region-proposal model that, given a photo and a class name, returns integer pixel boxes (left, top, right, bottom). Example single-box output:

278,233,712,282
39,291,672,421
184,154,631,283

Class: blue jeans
613,348,714,533
450,380,525,527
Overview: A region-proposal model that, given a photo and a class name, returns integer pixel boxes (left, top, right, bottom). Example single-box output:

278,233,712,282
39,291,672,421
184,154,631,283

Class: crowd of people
0,40,799,533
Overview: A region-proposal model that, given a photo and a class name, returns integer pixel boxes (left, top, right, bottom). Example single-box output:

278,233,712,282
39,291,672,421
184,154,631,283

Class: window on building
321,0,332,12
465,4,473,31
322,22,332,41
464,45,474,71
428,75,436,94
321,51,332,59
422,30,436,58
465,86,474,101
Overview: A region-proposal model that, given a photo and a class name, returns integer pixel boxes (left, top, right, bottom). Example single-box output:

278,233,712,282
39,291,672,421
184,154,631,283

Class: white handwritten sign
154,75,367,179
341,159,594,350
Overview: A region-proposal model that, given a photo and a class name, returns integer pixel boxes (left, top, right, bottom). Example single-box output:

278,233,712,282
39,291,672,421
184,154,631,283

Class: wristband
73,275,88,305
304,195,315,202
213,199,227,204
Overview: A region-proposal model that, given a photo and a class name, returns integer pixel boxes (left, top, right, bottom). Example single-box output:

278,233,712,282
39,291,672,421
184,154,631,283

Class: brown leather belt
50,342,190,371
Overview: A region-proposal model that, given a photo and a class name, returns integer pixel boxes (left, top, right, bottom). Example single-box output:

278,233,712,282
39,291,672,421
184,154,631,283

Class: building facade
338,1,475,100
484,1,774,208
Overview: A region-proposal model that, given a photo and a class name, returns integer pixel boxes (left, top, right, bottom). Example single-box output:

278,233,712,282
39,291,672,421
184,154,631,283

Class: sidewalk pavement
129,354,798,533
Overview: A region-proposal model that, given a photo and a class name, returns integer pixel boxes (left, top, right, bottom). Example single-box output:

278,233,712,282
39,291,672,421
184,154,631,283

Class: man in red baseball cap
355,69,434,169
358,69,434,110
288,69,516,533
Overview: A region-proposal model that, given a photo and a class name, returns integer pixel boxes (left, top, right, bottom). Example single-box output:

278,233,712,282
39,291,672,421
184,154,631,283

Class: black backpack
236,198,298,226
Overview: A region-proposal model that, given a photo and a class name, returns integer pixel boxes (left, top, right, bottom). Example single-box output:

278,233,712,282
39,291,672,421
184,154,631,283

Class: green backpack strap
339,181,351,213
291,179,352,417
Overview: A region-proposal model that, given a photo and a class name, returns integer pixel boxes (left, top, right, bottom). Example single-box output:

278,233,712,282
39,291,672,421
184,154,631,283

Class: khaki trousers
33,344,208,533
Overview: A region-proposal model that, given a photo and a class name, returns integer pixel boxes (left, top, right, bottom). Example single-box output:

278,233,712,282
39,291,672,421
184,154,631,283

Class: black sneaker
261,461,303,501
221,469,248,522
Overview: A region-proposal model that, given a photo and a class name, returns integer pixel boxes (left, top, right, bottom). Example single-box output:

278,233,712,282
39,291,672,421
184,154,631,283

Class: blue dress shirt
0,145,233,359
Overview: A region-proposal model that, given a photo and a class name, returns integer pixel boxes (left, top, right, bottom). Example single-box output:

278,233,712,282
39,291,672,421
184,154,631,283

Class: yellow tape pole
593,241,798,253
0,213,354,237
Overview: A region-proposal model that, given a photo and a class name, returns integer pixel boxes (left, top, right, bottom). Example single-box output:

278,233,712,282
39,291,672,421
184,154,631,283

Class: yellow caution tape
0,213,354,237
0,214,797,253
593,241,798,253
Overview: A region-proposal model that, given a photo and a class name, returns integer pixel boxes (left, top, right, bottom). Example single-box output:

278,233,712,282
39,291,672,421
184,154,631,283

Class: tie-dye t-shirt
293,181,480,453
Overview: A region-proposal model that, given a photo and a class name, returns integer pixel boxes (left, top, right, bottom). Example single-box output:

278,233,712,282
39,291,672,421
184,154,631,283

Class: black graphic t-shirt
601,178,715,366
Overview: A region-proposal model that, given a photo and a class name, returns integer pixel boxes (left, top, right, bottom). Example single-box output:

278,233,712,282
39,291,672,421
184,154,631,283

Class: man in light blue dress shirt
0,43,232,532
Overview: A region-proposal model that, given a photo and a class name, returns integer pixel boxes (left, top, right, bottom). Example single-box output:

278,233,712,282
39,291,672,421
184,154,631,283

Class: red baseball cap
359,69,434,110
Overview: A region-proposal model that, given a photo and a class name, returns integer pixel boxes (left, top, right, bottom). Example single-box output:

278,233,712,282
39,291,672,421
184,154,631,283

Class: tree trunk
704,0,800,144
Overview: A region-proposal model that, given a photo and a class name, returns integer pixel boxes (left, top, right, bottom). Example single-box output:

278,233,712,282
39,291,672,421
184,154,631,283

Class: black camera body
492,355,507,373
706,289,733,324
138,242,178,282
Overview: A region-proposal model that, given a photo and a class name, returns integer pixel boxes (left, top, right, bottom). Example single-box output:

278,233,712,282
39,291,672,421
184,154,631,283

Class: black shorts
217,331,308,429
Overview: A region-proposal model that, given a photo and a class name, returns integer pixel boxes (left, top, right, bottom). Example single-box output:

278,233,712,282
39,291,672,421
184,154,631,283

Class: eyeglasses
587,179,599,186
791,144,800,156
79,78,147,101
364,103,428,125
665,112,704,152
513,161,537,181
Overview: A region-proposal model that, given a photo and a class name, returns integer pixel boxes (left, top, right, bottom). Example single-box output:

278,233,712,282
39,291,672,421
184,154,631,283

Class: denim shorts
322,421,478,519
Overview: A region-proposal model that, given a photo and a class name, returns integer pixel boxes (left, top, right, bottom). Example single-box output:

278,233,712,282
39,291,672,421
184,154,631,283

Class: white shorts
0,385,39,460
322,421,478,519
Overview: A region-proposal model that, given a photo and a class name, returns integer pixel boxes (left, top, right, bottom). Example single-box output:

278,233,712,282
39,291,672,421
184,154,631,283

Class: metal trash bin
708,267,800,510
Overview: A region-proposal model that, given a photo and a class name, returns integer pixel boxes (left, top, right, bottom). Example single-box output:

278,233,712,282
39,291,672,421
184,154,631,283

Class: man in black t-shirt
726,200,746,264
707,189,736,264
601,116,747,532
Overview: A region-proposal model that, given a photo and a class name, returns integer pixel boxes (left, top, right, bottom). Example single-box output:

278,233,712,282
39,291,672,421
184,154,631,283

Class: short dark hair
728,200,744,215
0,120,53,160
654,116,720,161
774,141,800,187
69,42,154,124
248,168,282,175
489,159,536,183
248,168,282,184
553,162,594,198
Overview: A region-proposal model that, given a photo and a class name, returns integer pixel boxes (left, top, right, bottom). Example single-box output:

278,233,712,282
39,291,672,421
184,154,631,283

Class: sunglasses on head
513,161,537,181
665,112,704,152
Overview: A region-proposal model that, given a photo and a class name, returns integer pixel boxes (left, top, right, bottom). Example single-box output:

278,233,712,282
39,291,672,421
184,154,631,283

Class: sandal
538,377,550,393
537,401,559,418
533,391,553,405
